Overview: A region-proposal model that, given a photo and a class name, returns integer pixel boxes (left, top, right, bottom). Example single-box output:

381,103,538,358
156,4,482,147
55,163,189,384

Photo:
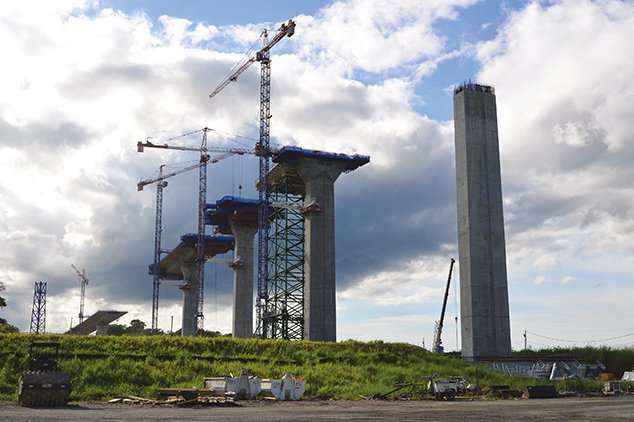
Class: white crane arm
138,140,254,155
209,58,256,98
137,162,201,191
70,264,89,284
209,20,295,100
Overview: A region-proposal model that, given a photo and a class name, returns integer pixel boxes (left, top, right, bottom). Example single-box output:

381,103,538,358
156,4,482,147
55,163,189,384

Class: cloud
339,256,453,306
476,0,634,293
295,0,479,75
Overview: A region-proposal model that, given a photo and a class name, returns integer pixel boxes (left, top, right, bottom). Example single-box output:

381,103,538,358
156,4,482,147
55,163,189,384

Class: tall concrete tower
453,82,512,360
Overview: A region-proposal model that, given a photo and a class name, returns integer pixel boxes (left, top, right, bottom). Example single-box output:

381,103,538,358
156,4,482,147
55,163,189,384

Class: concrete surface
2,396,634,421
454,83,512,360
293,157,349,342
230,223,258,338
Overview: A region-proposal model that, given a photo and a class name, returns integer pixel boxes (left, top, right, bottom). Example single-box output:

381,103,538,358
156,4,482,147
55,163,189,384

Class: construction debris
603,381,623,396
110,392,238,407
261,373,306,401
204,370,306,401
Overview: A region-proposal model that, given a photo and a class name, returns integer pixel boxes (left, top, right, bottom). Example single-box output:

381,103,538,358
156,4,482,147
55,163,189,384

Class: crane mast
209,19,295,338
70,264,89,325
151,178,167,332
195,129,209,332
433,258,456,354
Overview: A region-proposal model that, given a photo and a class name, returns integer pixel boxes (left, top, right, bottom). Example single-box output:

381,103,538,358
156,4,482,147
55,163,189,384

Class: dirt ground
2,396,634,421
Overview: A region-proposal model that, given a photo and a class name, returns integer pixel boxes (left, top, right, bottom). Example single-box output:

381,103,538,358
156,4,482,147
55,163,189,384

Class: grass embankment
0,333,576,401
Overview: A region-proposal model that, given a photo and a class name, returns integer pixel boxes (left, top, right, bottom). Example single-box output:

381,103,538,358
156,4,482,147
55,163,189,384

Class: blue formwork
179,233,234,253
206,196,261,234
272,146,370,172
149,234,234,275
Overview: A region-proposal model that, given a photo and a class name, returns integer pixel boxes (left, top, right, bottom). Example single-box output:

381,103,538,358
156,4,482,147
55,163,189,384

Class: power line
526,330,634,344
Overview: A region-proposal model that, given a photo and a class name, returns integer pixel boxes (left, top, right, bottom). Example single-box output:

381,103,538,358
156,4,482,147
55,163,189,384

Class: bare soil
2,396,634,421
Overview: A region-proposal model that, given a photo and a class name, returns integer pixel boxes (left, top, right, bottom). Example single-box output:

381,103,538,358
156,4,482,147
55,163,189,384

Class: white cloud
476,0,634,300
339,255,454,306
296,0,478,75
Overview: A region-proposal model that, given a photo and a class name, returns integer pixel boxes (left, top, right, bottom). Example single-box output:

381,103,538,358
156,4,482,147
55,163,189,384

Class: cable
155,127,257,149
526,330,634,344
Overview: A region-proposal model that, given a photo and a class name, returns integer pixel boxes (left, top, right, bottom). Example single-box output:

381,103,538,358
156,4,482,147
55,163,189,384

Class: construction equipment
432,258,456,354
209,19,296,338
604,380,623,395
70,264,89,326
203,370,306,401
138,131,255,333
18,342,71,407
29,281,47,334
427,377,458,401
139,162,200,332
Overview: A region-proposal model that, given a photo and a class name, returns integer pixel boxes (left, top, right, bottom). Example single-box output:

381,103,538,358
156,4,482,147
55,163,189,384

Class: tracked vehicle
18,342,71,407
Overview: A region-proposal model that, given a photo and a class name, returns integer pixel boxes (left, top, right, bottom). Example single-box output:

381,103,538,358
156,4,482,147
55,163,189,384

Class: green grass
0,333,618,402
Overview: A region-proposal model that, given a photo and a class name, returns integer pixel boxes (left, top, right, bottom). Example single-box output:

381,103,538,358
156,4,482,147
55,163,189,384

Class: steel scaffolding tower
265,175,305,340
29,281,47,334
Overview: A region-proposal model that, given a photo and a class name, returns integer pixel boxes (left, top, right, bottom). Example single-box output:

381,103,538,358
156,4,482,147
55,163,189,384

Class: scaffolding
265,172,305,340
29,281,46,334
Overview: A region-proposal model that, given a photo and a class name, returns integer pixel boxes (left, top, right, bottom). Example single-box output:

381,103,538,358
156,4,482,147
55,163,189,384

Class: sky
1,0,633,352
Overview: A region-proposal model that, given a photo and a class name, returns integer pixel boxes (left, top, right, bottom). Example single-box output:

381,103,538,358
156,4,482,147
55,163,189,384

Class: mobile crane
432,258,456,354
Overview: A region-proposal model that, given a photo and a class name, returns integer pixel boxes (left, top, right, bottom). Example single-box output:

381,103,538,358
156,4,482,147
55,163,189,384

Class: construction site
4,13,634,419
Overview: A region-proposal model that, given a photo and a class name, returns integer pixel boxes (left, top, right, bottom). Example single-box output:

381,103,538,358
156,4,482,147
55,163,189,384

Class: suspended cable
153,127,257,149
526,330,634,344
160,128,204,142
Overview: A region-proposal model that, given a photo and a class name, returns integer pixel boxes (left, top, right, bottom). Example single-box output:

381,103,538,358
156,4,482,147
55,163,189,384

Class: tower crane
70,264,89,325
138,129,256,333
209,19,296,338
433,258,456,354
139,161,200,333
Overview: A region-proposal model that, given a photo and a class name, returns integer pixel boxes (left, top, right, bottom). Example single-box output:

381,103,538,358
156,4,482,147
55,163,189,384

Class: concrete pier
206,196,259,338
272,147,369,341
153,233,234,337
179,263,198,337
453,82,512,360
230,223,258,338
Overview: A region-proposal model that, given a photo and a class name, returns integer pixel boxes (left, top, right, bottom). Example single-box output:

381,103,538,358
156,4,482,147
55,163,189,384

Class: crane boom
209,58,255,99
138,162,203,191
433,258,456,354
208,20,295,99
138,140,254,155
